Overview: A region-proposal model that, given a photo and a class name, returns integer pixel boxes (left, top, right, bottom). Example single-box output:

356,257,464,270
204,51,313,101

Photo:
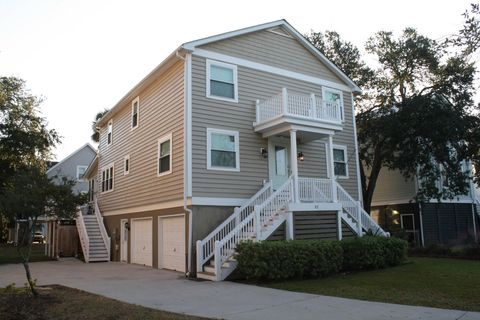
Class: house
81,20,387,280
41,143,97,258
369,166,479,247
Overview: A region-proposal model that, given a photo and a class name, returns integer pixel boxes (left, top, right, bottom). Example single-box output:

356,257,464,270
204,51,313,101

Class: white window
158,134,172,176
131,97,139,129
124,155,130,175
322,87,344,121
206,60,238,102
76,165,88,181
333,145,348,178
107,120,113,145
207,128,240,172
101,163,114,193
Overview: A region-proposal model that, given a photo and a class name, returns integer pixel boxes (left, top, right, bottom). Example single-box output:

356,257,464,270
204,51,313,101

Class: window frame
76,165,88,181
322,86,344,122
131,96,139,130
332,144,349,179
207,128,240,172
101,163,115,193
206,59,238,103
157,133,173,177
124,155,130,175
107,120,113,145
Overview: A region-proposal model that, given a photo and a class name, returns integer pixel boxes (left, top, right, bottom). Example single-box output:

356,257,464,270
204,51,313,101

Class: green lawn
0,244,53,264
264,257,480,312
0,285,210,320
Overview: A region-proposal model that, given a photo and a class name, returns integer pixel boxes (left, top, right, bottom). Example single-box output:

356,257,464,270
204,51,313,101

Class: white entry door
269,140,290,190
131,218,152,267
159,215,185,272
120,219,128,262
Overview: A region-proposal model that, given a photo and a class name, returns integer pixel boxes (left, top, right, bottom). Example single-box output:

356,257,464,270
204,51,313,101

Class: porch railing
298,177,334,202
76,206,90,262
94,199,111,259
255,88,342,124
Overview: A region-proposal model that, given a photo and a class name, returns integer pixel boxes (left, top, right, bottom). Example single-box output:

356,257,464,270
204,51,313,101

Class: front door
269,139,290,190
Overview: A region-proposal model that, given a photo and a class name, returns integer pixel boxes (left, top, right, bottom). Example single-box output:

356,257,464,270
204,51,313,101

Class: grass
0,243,53,264
0,285,210,320
263,257,480,312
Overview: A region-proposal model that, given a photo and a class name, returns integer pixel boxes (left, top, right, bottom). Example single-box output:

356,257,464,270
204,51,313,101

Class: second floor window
101,164,114,192
322,87,344,121
76,165,88,181
107,120,113,145
131,97,139,129
158,134,172,176
207,60,238,102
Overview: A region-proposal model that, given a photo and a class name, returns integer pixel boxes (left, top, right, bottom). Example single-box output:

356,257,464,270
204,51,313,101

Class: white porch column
286,212,294,240
337,211,343,240
290,129,299,203
327,135,337,202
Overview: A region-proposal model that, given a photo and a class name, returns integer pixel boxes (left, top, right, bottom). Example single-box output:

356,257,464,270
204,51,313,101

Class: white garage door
131,218,152,267
160,216,185,272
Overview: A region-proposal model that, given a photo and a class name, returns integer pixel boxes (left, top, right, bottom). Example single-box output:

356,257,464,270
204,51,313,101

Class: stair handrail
255,176,294,239
214,176,294,279
76,206,90,262
94,198,111,259
336,182,388,237
196,181,273,271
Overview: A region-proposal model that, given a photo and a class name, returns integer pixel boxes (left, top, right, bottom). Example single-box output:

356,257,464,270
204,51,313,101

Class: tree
1,167,85,295
91,109,109,142
0,76,85,296
306,25,480,213
448,3,480,58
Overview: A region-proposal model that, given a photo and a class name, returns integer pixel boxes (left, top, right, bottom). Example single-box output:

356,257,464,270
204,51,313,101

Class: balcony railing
255,88,342,125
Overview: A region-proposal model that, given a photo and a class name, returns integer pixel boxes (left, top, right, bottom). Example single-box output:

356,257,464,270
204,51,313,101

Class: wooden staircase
76,200,110,263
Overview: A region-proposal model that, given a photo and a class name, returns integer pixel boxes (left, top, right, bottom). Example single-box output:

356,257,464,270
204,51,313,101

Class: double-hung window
322,87,344,121
207,128,240,171
131,97,139,129
101,164,114,193
107,120,113,145
333,145,348,178
206,60,238,102
158,134,172,176
76,165,88,181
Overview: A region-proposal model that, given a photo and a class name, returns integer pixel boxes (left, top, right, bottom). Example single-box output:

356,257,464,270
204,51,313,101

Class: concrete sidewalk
1,259,478,320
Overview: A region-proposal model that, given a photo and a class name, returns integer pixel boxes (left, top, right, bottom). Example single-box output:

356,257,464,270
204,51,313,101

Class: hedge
236,236,408,281
341,236,408,271
236,240,343,280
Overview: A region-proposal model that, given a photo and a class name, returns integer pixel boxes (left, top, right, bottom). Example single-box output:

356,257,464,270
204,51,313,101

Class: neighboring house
81,20,386,280
41,143,97,258
369,166,479,247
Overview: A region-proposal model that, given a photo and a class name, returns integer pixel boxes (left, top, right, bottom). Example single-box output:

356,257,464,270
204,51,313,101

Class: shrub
236,240,343,280
341,236,408,271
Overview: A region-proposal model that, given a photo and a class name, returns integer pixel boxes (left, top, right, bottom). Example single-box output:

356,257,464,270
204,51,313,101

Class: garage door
131,218,152,267
160,216,185,272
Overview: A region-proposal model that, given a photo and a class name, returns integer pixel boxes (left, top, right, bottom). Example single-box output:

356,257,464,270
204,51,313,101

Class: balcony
253,88,343,138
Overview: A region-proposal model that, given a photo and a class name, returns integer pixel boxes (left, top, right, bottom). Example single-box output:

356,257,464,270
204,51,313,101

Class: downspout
418,202,425,247
178,49,194,277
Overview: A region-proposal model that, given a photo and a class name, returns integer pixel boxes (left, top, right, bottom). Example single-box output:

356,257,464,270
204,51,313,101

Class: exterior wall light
260,147,268,158
298,152,304,162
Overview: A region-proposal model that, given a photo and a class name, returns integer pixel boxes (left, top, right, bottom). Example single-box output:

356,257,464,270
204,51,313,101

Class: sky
0,0,476,161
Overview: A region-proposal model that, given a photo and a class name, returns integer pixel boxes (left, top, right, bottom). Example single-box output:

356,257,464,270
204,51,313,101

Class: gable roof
97,19,361,127
46,143,97,175
182,19,361,93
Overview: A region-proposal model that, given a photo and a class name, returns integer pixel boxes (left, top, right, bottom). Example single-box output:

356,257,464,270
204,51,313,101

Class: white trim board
193,49,353,93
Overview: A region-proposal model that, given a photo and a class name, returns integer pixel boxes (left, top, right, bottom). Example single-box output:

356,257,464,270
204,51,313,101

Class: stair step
196,271,217,281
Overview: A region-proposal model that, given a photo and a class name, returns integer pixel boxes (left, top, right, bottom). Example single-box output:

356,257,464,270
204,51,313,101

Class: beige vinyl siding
97,60,184,213
371,168,417,204
198,28,344,85
191,55,360,200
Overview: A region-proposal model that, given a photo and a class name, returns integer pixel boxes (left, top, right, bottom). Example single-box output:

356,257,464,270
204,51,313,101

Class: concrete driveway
1,259,479,320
